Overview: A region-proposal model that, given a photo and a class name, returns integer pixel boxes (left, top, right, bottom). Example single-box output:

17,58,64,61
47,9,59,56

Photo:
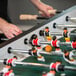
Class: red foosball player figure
0,65,14,76
50,61,62,72
46,70,56,76
51,36,61,52
29,34,40,46
29,34,45,61
3,56,17,67
50,61,65,72
42,69,56,76
71,38,76,49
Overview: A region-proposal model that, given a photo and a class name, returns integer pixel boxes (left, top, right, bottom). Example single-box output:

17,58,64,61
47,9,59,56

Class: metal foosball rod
64,66,76,71
39,26,65,37
1,58,76,72
24,36,71,47
53,23,76,28
14,61,49,68
0,60,49,69
39,27,70,38
7,47,76,64
7,47,63,56
66,16,76,21
39,29,63,36
39,40,74,49
50,32,76,37
0,57,49,68
39,41,51,44
25,34,76,49
8,47,30,54
9,62,76,71
8,47,38,57
8,47,76,60
58,42,71,45
40,41,71,45
8,47,46,62
69,33,76,36
0,59,4,63
50,32,63,36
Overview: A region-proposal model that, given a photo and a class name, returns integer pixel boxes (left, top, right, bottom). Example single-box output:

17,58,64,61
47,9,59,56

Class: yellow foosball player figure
39,27,52,41
63,28,70,42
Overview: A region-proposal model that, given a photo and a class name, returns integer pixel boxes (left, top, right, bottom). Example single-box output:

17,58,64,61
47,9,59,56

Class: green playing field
12,6,76,76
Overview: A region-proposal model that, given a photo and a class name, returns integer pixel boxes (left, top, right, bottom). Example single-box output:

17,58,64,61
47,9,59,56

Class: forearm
0,17,9,30
30,0,55,17
30,0,42,8
0,17,8,23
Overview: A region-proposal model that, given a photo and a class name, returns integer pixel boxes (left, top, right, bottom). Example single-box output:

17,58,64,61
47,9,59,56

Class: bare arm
30,0,56,17
0,18,22,39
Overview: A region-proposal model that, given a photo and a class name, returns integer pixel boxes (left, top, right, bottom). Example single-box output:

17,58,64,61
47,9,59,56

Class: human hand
31,0,56,17
0,23,22,39
38,3,56,17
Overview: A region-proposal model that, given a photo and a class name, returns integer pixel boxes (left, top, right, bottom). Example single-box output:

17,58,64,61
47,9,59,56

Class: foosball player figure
44,27,52,41
50,61,64,72
63,28,70,42
29,34,39,46
63,50,74,61
3,56,17,67
42,69,56,76
46,69,56,76
39,27,52,41
30,34,45,61
44,27,49,36
51,36,61,52
29,47,37,56
29,34,42,50
35,45,45,62
0,65,14,76
43,27,52,52
25,34,40,47
71,37,76,49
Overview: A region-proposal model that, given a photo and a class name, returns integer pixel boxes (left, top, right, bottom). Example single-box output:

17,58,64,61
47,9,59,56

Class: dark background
8,0,76,25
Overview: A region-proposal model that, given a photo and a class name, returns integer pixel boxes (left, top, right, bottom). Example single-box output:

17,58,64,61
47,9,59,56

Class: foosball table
0,6,76,76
